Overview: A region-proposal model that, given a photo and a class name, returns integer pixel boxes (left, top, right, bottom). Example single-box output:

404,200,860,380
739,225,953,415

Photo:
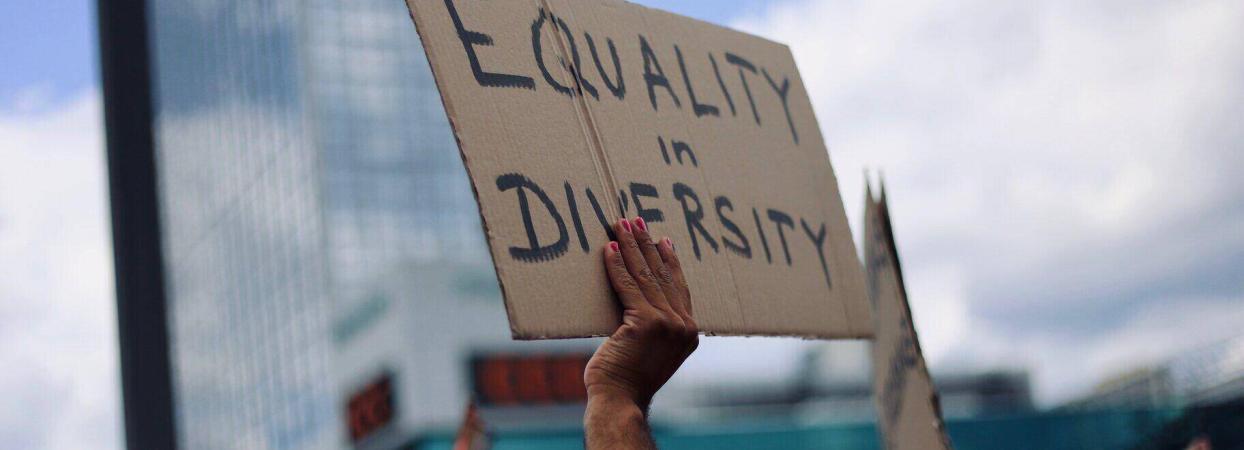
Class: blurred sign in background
3,0,1244,449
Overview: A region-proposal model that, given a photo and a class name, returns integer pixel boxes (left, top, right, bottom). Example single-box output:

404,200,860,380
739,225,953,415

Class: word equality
443,0,802,143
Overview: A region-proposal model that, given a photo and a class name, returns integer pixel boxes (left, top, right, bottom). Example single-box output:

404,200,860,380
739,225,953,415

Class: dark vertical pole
96,0,178,447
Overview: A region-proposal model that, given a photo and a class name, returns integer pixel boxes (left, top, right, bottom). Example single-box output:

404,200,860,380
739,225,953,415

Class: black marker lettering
725,52,760,125
554,14,597,99
618,189,630,217
801,219,832,288
767,209,794,265
673,183,718,260
445,0,535,89
629,182,664,223
710,53,736,116
657,136,672,165
496,173,568,262
565,182,589,252
752,208,772,264
675,45,720,117
672,140,698,167
640,36,681,110
585,187,617,241
585,32,625,100
883,333,916,426
762,69,797,144
531,11,573,96
715,197,751,258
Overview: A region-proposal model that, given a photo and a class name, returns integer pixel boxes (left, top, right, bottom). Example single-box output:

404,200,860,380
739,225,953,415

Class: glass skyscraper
147,0,339,448
304,0,486,307
104,0,492,448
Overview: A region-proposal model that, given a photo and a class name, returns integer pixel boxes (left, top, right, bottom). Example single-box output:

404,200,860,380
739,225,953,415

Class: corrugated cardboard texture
865,182,953,449
404,0,870,339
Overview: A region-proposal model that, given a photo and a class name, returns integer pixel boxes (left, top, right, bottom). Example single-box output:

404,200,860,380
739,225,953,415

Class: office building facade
102,0,501,448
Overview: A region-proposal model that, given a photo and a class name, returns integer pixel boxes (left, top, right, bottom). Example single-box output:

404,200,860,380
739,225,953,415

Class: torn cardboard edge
865,176,953,449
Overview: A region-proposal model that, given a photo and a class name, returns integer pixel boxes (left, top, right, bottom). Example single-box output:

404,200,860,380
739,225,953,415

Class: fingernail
609,241,619,252
634,217,647,231
620,218,631,232
663,237,673,250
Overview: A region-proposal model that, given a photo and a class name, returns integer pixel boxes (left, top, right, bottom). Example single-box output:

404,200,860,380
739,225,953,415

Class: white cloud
904,263,969,364
5,82,57,114
736,0,1244,406
0,88,120,449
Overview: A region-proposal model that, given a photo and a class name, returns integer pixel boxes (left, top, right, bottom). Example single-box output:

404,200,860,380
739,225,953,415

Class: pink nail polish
620,219,631,232
664,238,674,251
609,241,619,252
635,217,647,231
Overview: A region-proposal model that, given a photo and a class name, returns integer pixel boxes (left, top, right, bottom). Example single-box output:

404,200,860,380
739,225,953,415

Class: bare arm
584,390,655,449
584,217,699,450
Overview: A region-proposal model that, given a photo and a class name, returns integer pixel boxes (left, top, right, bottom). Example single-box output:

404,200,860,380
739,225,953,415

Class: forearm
584,391,656,450
585,220,696,449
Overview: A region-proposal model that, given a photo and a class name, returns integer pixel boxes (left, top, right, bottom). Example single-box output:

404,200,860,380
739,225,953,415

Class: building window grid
149,0,489,446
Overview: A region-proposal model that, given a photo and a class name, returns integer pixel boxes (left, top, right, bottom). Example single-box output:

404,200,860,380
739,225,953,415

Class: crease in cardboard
533,0,749,333
537,0,750,333
535,0,622,225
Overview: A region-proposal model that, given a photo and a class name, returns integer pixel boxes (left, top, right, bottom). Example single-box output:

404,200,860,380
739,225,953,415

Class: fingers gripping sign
586,217,699,417
613,217,674,316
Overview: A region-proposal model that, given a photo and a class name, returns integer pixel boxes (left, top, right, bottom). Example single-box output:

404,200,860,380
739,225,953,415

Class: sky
2,0,1243,448
0,1,96,108
728,0,1244,401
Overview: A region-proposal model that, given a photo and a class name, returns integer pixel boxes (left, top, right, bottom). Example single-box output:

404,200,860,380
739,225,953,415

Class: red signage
346,373,395,443
472,353,590,406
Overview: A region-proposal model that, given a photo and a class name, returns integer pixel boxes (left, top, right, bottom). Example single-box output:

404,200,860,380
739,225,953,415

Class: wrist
586,387,646,423
584,390,652,450
586,384,649,412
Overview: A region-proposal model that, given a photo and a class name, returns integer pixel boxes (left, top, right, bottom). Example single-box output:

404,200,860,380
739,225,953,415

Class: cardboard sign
864,182,952,450
404,0,870,339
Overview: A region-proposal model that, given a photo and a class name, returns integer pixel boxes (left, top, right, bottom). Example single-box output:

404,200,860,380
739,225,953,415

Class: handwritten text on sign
406,0,870,338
